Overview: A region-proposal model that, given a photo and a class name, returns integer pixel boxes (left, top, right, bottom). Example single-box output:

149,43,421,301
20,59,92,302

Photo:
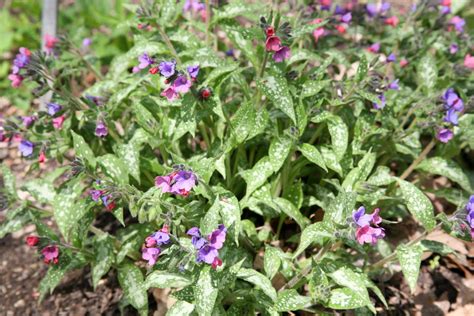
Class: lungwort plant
1,0,474,314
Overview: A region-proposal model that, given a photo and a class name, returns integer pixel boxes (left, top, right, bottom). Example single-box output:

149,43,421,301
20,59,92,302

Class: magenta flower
187,225,227,268
142,247,161,266
22,116,36,128
41,245,59,264
161,86,179,101
353,207,384,245
90,189,103,202
449,16,465,33
44,34,58,53
82,38,92,47
273,46,291,62
95,121,108,137
172,75,192,93
356,226,385,245
465,54,474,70
265,36,282,52
184,0,205,13
52,115,66,129
437,128,453,143
8,74,23,88
155,174,173,193
19,140,34,157
368,42,380,53
208,224,227,249
388,79,399,90
155,170,197,196
449,43,458,55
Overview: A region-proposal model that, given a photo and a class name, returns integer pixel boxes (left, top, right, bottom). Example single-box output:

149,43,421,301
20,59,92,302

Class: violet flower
352,207,384,245
159,60,176,78
444,108,459,125
388,79,399,90
437,128,453,143
90,189,103,202
161,86,179,101
155,170,198,196
173,75,192,94
449,16,465,33
19,140,34,157
465,195,474,239
373,94,386,110
142,247,161,266
450,43,458,55
341,12,352,23
187,65,200,79
187,225,227,268
138,53,154,70
95,121,108,137
366,2,390,17
22,116,36,128
82,38,92,47
386,53,396,63
47,103,62,116
442,88,464,111
273,46,291,63
368,42,380,53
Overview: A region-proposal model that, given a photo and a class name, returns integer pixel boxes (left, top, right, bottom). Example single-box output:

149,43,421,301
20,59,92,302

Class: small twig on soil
399,139,436,181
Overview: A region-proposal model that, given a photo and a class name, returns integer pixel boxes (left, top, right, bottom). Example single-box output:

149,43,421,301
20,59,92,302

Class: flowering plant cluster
1,0,473,314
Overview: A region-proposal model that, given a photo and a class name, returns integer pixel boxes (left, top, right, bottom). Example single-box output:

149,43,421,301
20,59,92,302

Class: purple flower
82,38,92,47
187,65,200,79
443,89,464,111
437,128,453,143
22,116,36,128
444,108,459,125
388,79,399,90
273,46,291,63
184,0,205,13
41,245,59,264
12,47,31,74
161,86,179,101
90,189,103,202
368,42,380,53
334,5,346,15
386,53,396,63
449,43,458,55
155,174,173,193
95,121,108,137
159,60,176,78
150,231,170,246
208,224,227,249
142,247,161,266
353,207,384,245
187,227,208,249
341,12,352,23
440,6,450,15
373,94,386,110
172,75,192,94
138,53,154,70
85,95,104,106
366,2,390,17
19,140,34,157
449,16,465,33
352,207,373,227
47,103,62,116
466,195,474,214
197,245,219,264
170,170,197,196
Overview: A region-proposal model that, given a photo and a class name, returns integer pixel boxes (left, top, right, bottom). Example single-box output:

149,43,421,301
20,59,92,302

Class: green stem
399,139,436,180
205,0,211,45
156,24,182,65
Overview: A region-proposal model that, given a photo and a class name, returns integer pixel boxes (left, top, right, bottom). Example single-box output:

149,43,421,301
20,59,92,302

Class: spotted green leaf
274,197,309,229
1,164,17,199
397,243,423,292
118,263,148,312
274,290,311,312
98,154,129,185
166,301,195,316
71,130,96,168
92,233,115,289
416,157,473,192
195,267,218,316
298,143,327,172
293,221,334,258
417,55,437,91
237,268,277,302
264,246,281,280
398,179,436,230
301,80,330,99
145,271,193,289
258,72,296,124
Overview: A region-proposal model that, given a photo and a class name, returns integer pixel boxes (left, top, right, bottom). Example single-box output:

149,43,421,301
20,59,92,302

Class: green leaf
397,244,423,293
301,80,329,99
223,25,259,68
237,268,277,302
420,240,454,255
264,246,281,280
71,130,96,168
397,179,436,230
357,90,380,104
356,55,368,82
328,268,374,312
231,103,268,145
145,271,193,289
134,102,159,134
324,191,357,225
320,147,343,176
23,179,56,204
195,267,218,316
166,301,195,316
269,135,293,170
274,197,309,229
118,263,148,311
416,157,473,192
98,154,129,185
117,142,141,183
160,0,178,25
258,72,296,124
201,198,222,236
0,208,31,238
311,113,348,161
1,164,17,199
53,181,86,241
214,189,241,245
298,143,327,172
293,222,334,258
274,290,311,312
341,151,376,191
367,166,395,186
417,55,437,91
92,234,115,289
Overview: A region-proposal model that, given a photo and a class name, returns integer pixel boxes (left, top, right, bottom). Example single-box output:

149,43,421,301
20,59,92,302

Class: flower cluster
187,224,226,269
8,47,31,88
90,187,116,211
264,26,291,63
25,235,60,265
437,88,464,143
352,207,385,245
155,169,197,197
142,225,171,266
183,0,206,22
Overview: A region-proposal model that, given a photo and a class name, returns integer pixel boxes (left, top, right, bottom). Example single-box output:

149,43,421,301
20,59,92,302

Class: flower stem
156,24,182,65
399,139,436,180
205,0,211,45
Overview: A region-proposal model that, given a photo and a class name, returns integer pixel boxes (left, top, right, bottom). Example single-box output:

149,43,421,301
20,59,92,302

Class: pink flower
172,75,192,93
38,151,46,163
44,34,58,53
464,54,474,70
356,226,385,245
265,36,281,52
384,16,399,27
312,28,325,42
41,245,59,264
335,24,346,34
399,59,409,67
8,74,23,88
142,247,160,266
161,86,179,101
52,115,66,129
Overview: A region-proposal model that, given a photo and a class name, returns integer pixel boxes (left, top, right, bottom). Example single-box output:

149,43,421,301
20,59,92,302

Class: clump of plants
1,0,474,314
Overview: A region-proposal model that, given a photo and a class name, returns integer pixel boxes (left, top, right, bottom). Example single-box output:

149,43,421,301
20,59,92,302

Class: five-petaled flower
41,245,59,264
155,170,198,197
187,224,227,269
142,226,171,266
352,207,385,245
